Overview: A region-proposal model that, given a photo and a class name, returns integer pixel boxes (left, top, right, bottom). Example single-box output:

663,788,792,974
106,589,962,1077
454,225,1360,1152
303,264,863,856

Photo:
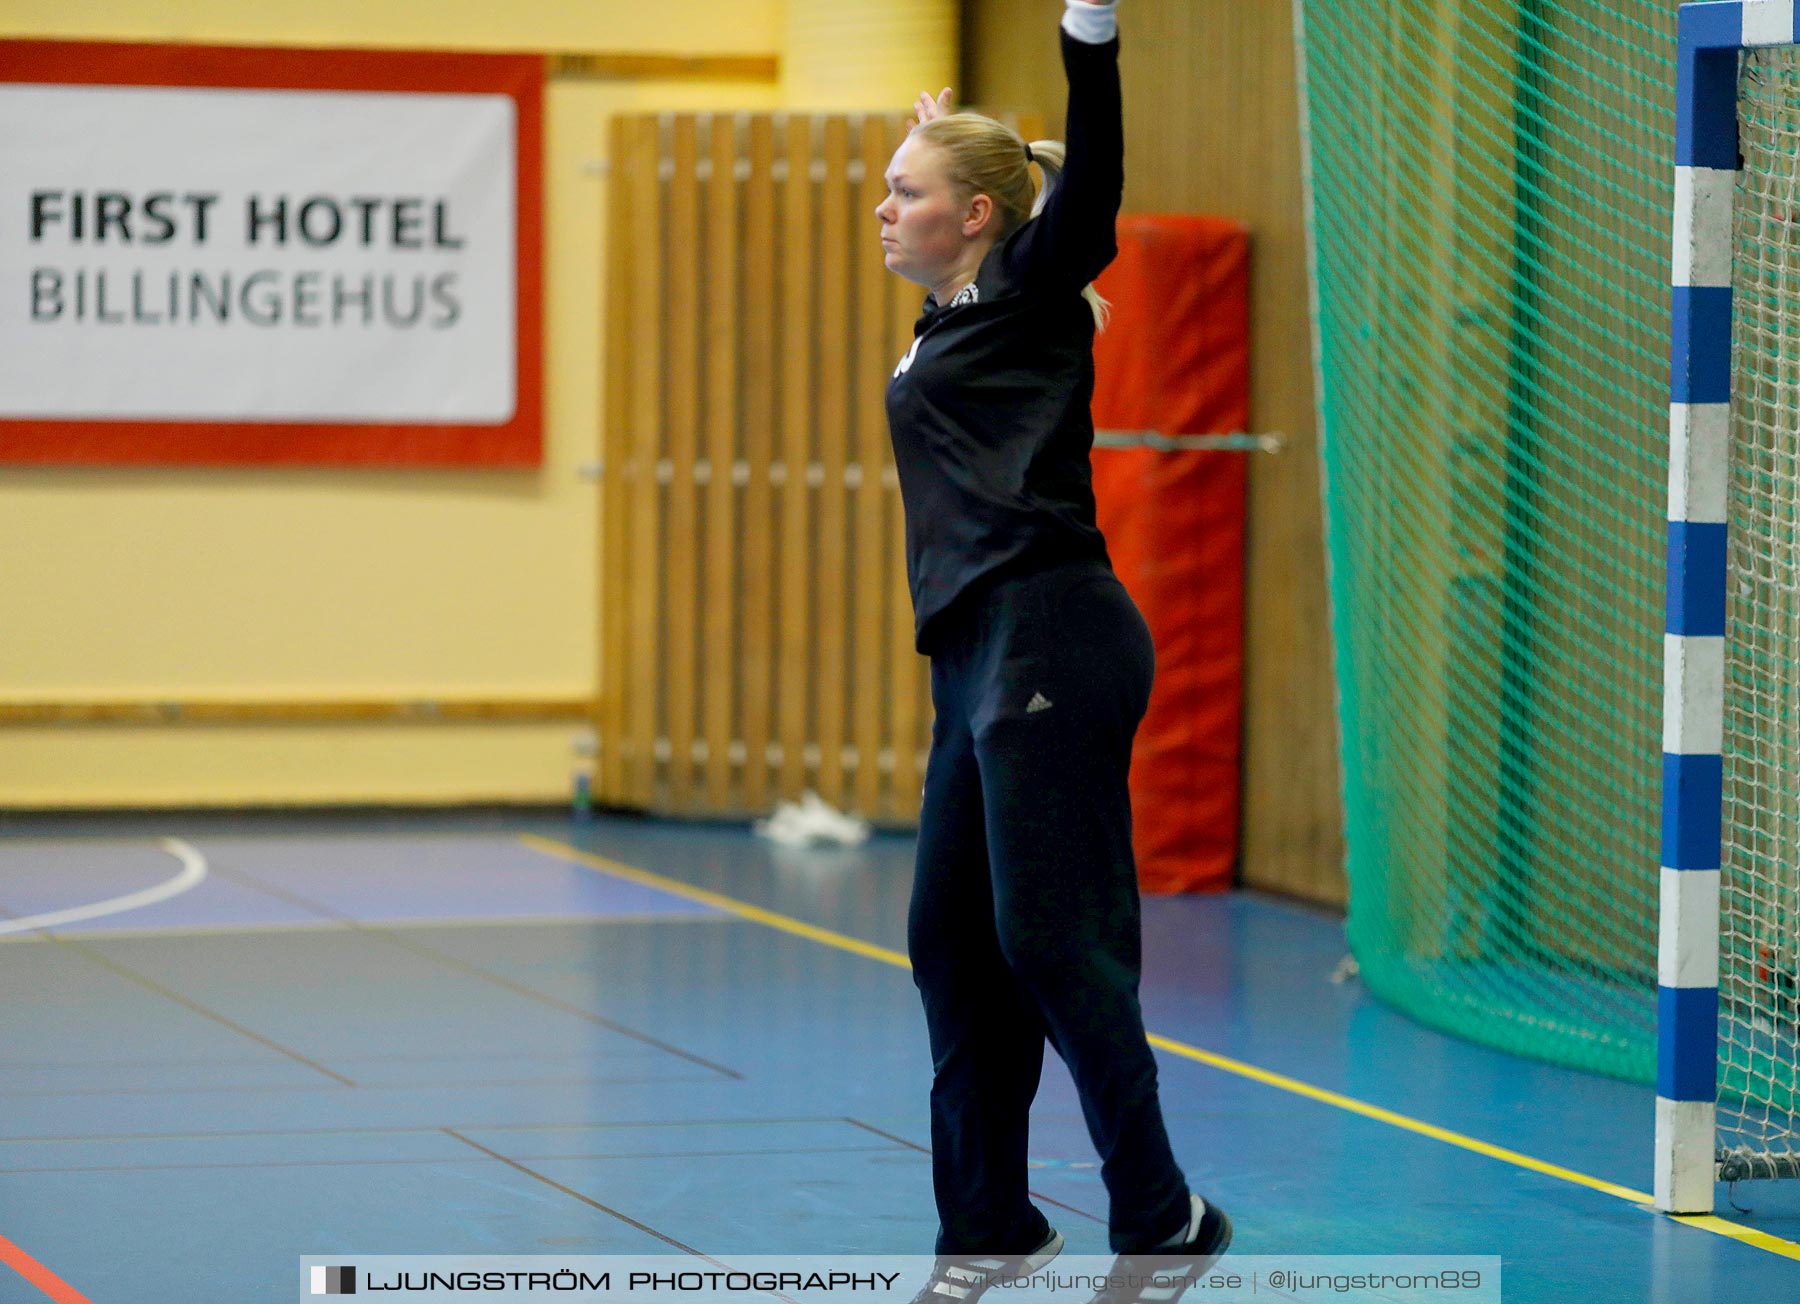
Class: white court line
0,838,208,936
3,911,735,943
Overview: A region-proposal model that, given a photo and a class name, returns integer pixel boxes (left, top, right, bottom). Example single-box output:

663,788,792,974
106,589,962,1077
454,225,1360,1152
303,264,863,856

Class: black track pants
908,558,1191,1255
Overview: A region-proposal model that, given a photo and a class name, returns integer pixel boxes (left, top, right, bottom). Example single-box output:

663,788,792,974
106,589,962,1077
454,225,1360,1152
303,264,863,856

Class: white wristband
1062,0,1119,44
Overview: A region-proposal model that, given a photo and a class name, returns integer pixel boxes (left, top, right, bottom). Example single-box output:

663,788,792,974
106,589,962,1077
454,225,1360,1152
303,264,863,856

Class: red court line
0,1232,92,1304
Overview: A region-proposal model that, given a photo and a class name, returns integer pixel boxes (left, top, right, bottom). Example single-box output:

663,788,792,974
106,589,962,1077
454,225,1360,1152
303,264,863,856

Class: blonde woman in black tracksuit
878,4,1231,1302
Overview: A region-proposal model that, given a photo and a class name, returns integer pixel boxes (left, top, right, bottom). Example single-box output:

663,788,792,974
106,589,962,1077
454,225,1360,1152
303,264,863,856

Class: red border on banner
0,39,544,466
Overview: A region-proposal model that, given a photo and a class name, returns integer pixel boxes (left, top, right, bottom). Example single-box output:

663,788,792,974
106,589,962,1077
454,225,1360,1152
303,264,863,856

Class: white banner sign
1,83,517,423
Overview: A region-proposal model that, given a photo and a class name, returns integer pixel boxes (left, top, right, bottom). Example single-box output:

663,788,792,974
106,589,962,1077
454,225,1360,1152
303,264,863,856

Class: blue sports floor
0,811,1796,1303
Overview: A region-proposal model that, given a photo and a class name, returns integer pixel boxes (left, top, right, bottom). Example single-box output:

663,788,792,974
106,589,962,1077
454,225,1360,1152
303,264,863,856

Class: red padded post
1091,214,1251,894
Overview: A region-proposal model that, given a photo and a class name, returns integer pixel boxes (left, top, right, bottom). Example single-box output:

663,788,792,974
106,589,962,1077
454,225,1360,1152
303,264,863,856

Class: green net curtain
1298,1,1681,1081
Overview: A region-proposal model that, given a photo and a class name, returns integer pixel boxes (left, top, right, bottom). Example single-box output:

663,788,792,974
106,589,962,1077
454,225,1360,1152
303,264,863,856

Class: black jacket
884,27,1124,655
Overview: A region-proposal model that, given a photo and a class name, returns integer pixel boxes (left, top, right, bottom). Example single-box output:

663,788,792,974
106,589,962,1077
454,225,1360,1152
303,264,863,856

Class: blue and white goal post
1662,0,1799,1217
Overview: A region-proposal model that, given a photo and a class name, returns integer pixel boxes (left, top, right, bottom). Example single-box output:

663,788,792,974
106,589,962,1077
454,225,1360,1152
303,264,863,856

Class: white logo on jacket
894,287,977,378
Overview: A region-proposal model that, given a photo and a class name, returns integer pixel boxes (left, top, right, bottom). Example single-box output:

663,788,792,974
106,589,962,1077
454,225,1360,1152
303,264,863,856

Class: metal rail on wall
1093,429,1284,452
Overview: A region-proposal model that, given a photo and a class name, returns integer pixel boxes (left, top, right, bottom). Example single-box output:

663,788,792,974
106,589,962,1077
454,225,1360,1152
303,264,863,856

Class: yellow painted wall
784,0,956,109
0,2,953,808
0,74,778,808
0,2,780,55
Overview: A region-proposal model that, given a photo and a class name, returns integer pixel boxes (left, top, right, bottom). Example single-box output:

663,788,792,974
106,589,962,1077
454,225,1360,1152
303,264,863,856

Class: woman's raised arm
1005,0,1124,293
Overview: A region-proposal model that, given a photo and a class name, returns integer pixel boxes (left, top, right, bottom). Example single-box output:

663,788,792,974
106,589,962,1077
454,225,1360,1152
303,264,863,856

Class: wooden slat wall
816,117,852,807
603,111,940,822
741,117,779,814
666,116,703,812
600,117,634,805
853,117,894,818
703,117,741,811
625,114,664,809
778,116,814,801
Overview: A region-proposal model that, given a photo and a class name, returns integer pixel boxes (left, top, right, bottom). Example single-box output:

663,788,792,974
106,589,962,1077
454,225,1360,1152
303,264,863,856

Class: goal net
1298,0,1800,1207
1721,41,1800,1184
1299,0,1672,1081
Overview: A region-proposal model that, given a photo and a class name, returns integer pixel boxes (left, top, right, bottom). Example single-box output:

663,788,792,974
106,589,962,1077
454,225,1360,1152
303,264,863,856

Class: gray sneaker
1086,1199,1232,1304
908,1228,1064,1303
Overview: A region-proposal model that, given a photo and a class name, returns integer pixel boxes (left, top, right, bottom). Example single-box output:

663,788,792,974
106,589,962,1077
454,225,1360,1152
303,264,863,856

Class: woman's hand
906,87,953,133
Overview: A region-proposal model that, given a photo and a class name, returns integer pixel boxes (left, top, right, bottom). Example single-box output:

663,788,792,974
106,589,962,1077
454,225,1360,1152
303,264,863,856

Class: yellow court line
1670,1214,1800,1260
1143,1034,1652,1204
519,833,1800,1263
518,835,911,970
